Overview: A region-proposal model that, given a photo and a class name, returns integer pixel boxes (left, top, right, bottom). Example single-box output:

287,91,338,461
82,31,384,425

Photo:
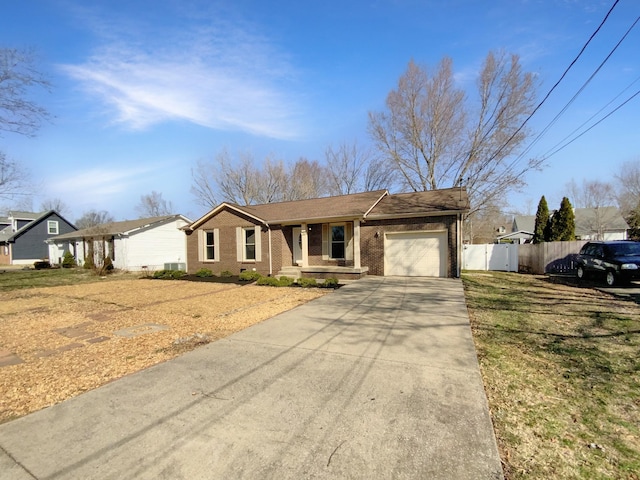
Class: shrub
296,277,317,288
256,276,280,287
61,251,75,268
84,256,95,270
34,260,51,270
153,269,186,279
256,276,294,287
195,268,214,277
220,270,233,277
103,256,114,272
278,276,294,287
321,277,339,288
239,270,262,281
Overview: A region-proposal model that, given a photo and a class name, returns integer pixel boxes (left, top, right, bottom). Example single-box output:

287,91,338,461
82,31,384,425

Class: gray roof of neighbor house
512,215,536,233
1,211,76,243
188,188,470,231
574,207,629,236
49,215,190,241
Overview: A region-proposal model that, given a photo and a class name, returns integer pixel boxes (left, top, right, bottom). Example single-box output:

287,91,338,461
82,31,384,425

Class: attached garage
384,231,447,277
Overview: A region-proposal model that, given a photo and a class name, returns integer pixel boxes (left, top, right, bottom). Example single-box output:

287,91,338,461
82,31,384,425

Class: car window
583,244,599,256
609,242,640,256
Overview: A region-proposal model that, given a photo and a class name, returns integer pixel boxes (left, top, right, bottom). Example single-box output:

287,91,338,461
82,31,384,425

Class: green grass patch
462,271,640,480
0,267,140,292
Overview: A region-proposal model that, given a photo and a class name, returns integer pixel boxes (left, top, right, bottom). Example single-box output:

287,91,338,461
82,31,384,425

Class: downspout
457,214,462,277
267,224,273,276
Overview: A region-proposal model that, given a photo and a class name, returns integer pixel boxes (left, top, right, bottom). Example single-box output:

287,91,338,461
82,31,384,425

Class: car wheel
605,270,616,287
577,266,586,280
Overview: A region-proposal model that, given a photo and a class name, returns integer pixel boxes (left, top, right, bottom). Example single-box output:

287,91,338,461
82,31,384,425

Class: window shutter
236,227,243,261
322,224,329,260
213,229,220,261
255,226,262,262
198,230,204,262
345,222,353,261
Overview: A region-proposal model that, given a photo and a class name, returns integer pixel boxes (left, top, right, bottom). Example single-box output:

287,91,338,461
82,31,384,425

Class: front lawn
462,272,640,480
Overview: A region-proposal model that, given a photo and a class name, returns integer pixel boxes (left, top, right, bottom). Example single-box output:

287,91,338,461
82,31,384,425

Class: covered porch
277,220,369,280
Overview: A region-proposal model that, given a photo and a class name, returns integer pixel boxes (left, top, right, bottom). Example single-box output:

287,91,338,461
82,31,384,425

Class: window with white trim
244,228,256,261
205,231,215,260
199,229,219,262
47,221,59,235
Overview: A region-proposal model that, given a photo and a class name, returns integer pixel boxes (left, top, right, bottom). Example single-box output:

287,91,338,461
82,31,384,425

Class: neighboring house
0,211,77,265
574,207,628,240
47,215,191,271
184,188,470,280
511,208,629,242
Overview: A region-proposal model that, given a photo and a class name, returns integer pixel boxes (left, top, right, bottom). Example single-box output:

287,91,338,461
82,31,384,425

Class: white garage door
384,231,447,277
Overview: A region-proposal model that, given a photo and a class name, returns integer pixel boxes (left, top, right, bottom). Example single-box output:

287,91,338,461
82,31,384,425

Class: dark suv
576,241,640,286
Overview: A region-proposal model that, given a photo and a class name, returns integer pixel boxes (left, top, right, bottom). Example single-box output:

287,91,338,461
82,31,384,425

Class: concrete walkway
0,277,503,480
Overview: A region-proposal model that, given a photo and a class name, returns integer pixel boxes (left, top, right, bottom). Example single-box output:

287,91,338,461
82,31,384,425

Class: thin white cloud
59,10,304,140
47,165,157,212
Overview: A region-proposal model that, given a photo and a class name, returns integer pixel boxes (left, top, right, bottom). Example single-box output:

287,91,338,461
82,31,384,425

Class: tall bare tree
0,48,50,201
286,158,328,201
368,51,539,217
136,191,174,218
75,210,114,229
325,141,396,195
40,197,70,216
191,150,330,207
566,179,615,209
614,159,640,239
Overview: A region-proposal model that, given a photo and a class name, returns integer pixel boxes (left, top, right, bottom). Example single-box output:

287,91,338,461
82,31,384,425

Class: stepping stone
0,349,23,367
114,323,168,338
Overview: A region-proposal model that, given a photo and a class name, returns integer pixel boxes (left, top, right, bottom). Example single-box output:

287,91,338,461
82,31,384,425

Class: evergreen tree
549,197,575,241
533,195,549,243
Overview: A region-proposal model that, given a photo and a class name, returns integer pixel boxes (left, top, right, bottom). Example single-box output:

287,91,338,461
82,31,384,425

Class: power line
544,88,640,159
465,0,622,184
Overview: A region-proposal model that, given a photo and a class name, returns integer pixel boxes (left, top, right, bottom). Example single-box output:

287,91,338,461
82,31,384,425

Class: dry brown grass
0,278,326,423
463,272,640,480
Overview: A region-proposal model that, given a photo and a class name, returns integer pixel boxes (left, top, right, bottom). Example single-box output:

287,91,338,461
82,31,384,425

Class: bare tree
135,191,174,218
614,159,640,239
75,210,114,229
566,179,615,209
40,197,70,216
285,158,328,201
0,48,51,202
368,51,539,217
191,150,330,207
325,141,397,195
0,152,29,202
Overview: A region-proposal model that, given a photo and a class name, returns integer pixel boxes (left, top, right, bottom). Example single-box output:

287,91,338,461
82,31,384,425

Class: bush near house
195,268,214,277
152,269,186,280
61,251,75,268
296,277,317,288
239,271,262,282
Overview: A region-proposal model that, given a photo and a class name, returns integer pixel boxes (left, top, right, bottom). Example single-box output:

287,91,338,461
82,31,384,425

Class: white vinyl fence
462,244,519,272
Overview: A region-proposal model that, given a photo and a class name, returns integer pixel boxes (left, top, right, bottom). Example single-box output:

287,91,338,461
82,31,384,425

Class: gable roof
49,215,191,241
575,207,629,235
188,190,390,230
366,187,469,218
187,187,470,231
512,215,535,233
1,211,76,243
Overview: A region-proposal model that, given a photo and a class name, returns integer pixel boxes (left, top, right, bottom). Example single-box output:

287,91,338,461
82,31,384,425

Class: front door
292,227,303,265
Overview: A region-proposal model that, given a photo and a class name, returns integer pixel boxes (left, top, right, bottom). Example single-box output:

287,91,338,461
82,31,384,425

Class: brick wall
186,208,286,276
361,216,459,277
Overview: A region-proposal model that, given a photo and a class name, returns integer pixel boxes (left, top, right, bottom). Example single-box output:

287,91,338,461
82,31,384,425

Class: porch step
276,267,302,280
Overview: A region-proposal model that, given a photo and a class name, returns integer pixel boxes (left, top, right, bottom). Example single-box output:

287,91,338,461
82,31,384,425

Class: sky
1,0,638,222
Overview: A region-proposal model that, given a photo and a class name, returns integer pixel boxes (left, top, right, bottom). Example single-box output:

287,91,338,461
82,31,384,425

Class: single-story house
0,210,77,265
511,207,629,242
47,215,191,271
184,187,470,280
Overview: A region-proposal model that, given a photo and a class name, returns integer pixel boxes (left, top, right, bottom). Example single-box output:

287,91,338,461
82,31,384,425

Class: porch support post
353,219,361,268
301,223,309,267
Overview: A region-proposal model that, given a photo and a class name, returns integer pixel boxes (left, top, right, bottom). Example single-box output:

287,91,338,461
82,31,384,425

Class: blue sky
1,0,638,221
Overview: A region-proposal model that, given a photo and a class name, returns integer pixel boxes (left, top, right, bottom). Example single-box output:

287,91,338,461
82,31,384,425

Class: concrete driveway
0,277,503,480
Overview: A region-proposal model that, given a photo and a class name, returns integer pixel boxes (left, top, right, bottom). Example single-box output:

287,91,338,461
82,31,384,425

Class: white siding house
47,215,191,271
